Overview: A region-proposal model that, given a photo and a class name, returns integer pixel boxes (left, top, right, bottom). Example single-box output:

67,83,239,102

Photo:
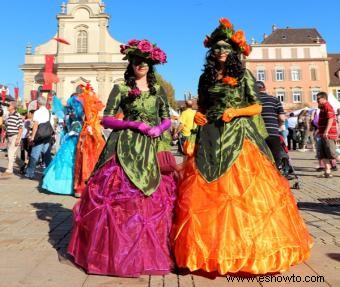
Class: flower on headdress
79,83,93,93
222,76,238,87
219,18,233,29
137,40,154,53
128,87,141,97
203,36,211,48
203,18,252,57
231,30,246,45
239,42,251,56
151,47,167,63
120,39,167,65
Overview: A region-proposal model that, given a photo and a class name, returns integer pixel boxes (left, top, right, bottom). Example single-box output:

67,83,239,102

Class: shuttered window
310,68,317,81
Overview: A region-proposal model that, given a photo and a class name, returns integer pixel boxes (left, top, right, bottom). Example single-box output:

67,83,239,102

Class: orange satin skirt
171,139,313,274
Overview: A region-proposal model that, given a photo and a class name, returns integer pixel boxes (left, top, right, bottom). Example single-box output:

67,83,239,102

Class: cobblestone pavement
0,149,339,287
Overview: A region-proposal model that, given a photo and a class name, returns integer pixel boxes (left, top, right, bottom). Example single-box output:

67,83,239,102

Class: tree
155,73,177,109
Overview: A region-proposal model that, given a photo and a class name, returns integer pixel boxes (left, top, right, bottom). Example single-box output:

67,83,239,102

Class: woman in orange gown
171,18,313,275
73,84,106,197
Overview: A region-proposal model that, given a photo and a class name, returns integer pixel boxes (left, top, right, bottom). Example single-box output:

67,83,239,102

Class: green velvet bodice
93,83,171,196
195,69,272,182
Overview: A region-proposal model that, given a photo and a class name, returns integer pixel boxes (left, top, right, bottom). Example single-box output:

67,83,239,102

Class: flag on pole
53,37,70,45
14,87,19,101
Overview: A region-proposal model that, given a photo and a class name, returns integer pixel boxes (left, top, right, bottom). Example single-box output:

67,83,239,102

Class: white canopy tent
290,94,340,116
169,107,179,118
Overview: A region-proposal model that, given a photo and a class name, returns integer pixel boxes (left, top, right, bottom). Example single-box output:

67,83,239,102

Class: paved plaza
0,150,339,287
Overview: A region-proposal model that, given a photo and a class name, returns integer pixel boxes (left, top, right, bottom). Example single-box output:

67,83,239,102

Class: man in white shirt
25,96,53,179
287,112,298,150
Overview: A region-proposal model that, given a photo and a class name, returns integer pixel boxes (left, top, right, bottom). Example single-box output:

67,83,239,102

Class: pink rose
127,39,140,46
137,40,154,53
128,88,141,97
151,47,167,63
120,44,128,54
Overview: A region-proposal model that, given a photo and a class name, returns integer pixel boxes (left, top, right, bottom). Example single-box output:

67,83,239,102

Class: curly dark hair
199,48,245,94
124,62,157,95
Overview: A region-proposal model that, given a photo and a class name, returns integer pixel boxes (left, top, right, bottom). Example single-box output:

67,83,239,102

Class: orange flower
240,42,251,56
219,18,233,29
222,76,238,87
231,30,246,44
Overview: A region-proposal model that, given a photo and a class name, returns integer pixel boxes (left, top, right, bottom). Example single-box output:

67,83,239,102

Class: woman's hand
222,108,238,123
136,122,151,135
194,112,208,126
222,104,262,123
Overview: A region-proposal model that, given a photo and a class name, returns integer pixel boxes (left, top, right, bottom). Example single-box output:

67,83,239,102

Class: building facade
246,26,329,111
328,53,340,101
20,0,126,104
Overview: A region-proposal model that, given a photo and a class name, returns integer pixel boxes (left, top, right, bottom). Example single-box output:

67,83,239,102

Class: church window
77,30,88,53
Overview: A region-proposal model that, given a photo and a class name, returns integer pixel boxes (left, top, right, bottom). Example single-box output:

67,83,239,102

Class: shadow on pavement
31,202,74,264
326,253,340,262
297,201,340,216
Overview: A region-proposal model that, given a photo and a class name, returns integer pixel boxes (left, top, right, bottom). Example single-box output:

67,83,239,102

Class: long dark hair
199,47,245,94
124,62,157,95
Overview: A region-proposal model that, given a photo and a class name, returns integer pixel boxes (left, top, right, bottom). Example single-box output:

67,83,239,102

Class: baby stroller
278,135,301,189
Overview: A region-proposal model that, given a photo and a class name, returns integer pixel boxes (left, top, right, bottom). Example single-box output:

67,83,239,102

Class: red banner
42,83,52,91
14,87,19,100
31,90,37,100
45,55,55,73
1,89,6,102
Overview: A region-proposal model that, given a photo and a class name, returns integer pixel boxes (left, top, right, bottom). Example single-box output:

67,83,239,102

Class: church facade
20,0,126,104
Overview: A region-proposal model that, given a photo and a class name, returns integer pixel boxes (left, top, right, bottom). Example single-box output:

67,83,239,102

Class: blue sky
0,0,339,101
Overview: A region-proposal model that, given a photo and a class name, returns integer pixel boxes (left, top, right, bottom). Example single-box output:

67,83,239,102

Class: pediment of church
71,76,90,84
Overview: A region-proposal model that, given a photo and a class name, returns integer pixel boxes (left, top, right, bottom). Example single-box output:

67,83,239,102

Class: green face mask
132,58,149,67
213,43,232,54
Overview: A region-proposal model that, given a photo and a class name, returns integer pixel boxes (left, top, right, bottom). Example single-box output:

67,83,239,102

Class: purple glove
101,116,151,135
147,119,171,138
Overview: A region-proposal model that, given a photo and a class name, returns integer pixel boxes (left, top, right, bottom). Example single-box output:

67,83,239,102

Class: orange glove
194,112,208,126
222,104,262,123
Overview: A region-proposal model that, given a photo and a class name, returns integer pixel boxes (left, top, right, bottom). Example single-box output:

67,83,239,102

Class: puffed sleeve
158,86,170,119
197,74,208,113
103,84,122,116
244,69,260,104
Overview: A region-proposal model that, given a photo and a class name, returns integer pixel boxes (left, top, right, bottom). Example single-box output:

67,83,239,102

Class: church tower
21,0,126,103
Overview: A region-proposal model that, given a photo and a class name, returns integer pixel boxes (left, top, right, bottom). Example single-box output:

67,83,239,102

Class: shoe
317,172,333,178
23,174,34,180
19,164,26,175
316,167,325,172
331,166,338,171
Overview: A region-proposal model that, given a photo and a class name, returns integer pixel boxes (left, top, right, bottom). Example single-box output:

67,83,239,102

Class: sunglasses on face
213,44,232,53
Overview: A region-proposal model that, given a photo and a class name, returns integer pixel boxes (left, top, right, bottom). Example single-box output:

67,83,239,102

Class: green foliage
17,106,27,115
155,73,177,109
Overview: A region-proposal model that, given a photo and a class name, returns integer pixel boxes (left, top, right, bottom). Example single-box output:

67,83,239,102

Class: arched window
77,30,88,53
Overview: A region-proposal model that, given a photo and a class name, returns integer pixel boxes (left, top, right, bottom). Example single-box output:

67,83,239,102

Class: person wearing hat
256,80,286,168
172,18,312,275
68,39,176,276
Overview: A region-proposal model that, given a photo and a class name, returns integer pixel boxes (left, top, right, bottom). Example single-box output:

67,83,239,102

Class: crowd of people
0,17,339,278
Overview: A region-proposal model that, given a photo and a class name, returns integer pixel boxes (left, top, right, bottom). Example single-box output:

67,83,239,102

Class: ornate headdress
120,39,167,65
203,18,251,56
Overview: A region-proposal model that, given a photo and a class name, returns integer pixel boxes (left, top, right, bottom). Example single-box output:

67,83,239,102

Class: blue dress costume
42,96,84,195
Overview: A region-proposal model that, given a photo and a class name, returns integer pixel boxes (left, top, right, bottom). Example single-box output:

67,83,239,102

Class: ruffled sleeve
197,74,208,113
243,69,259,105
104,84,122,116
158,86,170,119
243,69,268,139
